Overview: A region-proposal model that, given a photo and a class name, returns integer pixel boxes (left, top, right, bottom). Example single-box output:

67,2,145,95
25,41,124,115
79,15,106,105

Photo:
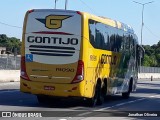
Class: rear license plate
44,86,55,90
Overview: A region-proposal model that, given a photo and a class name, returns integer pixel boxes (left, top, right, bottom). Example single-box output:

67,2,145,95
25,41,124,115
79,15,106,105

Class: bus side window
89,20,96,47
95,22,105,49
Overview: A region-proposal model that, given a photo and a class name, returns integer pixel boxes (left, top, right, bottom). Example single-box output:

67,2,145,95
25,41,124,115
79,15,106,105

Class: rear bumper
20,78,85,97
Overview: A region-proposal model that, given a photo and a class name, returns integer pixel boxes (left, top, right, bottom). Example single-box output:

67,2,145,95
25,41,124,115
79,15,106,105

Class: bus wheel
86,83,100,107
86,82,104,107
97,84,105,105
122,79,133,99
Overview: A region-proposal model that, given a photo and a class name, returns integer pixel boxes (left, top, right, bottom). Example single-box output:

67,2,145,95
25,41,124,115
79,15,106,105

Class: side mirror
136,45,145,66
136,45,145,58
139,45,145,59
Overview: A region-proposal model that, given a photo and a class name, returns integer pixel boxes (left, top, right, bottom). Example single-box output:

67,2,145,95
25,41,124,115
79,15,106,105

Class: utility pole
133,1,154,72
55,0,68,10
55,0,58,9
65,0,68,10
133,1,154,46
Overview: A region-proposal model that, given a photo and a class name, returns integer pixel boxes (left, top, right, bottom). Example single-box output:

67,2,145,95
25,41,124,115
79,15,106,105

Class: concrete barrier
0,70,20,82
138,73,160,79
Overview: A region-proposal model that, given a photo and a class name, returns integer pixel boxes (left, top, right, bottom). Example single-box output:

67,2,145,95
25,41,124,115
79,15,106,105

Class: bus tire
86,83,100,107
97,84,105,105
122,79,133,99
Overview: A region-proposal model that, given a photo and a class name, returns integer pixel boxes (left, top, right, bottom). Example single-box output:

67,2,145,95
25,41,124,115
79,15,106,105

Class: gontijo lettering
27,36,78,45
101,54,117,65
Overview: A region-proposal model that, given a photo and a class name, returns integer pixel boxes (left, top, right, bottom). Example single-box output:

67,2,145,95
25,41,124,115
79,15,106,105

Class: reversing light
71,60,84,84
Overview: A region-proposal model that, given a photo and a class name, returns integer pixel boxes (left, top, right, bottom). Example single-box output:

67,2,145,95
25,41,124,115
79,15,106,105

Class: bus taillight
21,56,30,81
72,60,84,84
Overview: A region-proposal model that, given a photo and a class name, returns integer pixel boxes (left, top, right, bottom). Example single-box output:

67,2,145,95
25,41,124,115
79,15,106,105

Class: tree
0,34,8,47
0,34,21,54
155,54,160,67
142,55,151,66
142,40,160,67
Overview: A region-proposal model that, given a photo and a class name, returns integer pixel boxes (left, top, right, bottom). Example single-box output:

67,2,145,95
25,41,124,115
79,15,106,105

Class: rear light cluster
72,60,84,84
28,9,34,13
76,11,82,15
21,56,30,81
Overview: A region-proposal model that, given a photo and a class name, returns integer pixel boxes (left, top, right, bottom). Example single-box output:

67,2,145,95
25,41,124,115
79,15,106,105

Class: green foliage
155,54,160,67
0,34,21,54
143,55,151,66
142,41,160,67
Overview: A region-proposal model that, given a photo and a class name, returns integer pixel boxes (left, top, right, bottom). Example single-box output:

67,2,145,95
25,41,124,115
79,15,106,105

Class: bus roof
81,11,135,34
28,9,135,34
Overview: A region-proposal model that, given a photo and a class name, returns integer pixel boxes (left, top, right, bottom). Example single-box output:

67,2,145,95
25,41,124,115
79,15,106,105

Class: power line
144,25,160,40
79,0,98,15
0,21,22,29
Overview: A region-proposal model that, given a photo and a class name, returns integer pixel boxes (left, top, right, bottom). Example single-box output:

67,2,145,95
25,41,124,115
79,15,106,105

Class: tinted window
88,19,136,53
89,19,110,50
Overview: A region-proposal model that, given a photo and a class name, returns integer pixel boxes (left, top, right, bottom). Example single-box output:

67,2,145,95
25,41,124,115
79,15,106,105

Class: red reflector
72,87,77,90
23,83,28,87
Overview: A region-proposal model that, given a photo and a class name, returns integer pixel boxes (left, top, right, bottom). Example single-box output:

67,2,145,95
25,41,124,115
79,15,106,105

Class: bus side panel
83,16,121,98
79,14,95,98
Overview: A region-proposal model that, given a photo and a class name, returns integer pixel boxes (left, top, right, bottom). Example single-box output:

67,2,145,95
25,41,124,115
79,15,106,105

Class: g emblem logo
46,15,71,29
36,15,72,29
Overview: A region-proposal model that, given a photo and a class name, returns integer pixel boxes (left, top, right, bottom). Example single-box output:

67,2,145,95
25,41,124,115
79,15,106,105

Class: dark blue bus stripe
29,49,75,54
29,45,75,50
31,52,73,56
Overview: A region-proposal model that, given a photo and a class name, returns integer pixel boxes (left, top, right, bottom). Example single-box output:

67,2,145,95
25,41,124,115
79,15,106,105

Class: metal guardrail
0,54,20,70
139,66,160,73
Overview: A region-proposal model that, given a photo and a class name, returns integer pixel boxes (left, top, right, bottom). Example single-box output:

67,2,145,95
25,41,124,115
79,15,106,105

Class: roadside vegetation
0,34,21,54
142,41,160,67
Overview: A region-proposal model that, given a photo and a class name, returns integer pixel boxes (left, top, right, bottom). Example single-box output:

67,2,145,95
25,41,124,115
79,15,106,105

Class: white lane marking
94,95,160,111
0,90,19,93
77,112,92,117
149,94,160,98
71,107,85,110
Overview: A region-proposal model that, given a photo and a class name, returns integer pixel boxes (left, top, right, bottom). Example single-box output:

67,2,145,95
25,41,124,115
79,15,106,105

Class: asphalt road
0,79,160,120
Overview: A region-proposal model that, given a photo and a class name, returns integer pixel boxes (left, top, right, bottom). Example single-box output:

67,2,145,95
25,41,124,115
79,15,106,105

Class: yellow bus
20,9,143,106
